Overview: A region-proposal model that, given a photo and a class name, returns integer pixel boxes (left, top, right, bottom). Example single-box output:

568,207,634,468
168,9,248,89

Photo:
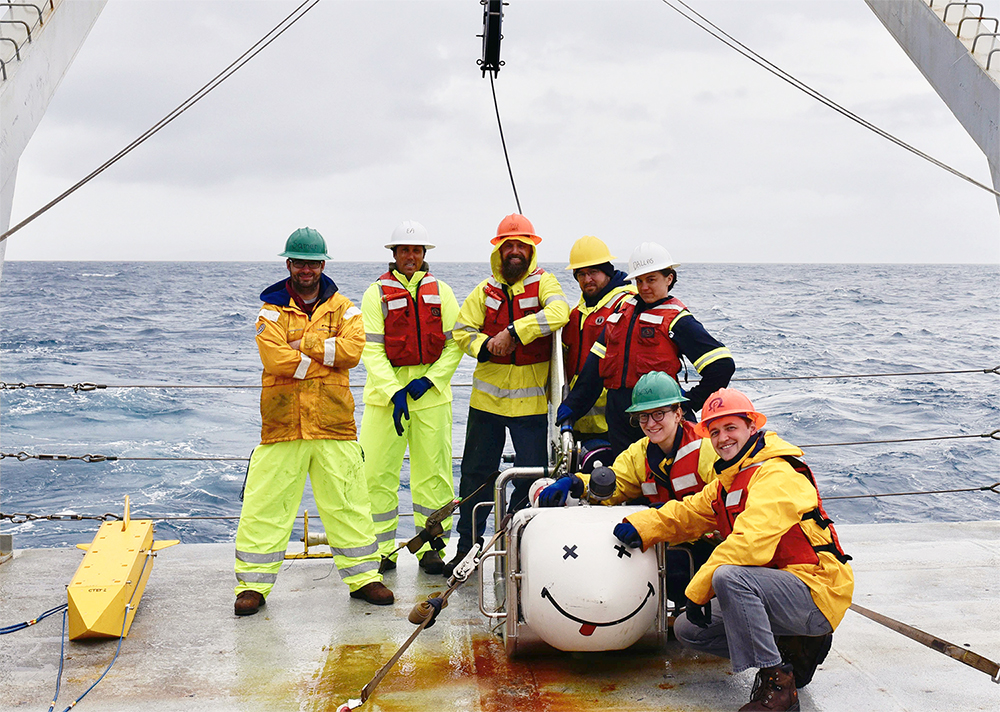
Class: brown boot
234,590,265,616
350,581,395,606
419,550,444,575
739,663,799,711
776,633,833,688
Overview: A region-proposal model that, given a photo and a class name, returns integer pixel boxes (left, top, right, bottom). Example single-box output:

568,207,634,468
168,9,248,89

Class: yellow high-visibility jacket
453,238,570,417
255,275,364,444
626,431,854,629
360,267,462,410
579,434,717,507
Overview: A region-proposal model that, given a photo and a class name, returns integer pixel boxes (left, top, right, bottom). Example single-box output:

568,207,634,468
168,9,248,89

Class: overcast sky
5,0,999,263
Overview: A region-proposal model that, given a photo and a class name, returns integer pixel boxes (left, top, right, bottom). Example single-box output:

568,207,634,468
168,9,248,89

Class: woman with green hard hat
538,371,719,605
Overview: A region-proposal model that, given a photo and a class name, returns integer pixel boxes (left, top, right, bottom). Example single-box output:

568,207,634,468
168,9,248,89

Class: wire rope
0,0,323,245
659,0,1000,198
490,71,522,213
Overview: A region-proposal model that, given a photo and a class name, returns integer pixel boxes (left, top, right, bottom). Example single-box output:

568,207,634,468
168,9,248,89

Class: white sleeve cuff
323,337,337,366
293,353,311,379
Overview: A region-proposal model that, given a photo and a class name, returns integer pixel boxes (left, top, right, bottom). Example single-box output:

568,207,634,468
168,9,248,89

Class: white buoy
519,506,659,651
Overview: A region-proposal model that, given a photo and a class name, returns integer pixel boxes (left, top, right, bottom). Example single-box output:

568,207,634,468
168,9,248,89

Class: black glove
686,598,712,629
613,521,643,549
391,388,409,436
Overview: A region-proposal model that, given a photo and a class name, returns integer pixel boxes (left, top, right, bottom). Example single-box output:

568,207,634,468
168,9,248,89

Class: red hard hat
693,388,767,437
491,213,542,245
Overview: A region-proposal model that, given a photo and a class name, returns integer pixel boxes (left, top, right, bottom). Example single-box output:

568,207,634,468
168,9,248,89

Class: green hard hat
625,371,689,413
279,227,331,260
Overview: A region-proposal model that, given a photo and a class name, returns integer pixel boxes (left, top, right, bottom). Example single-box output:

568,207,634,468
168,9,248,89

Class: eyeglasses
631,409,675,427
290,259,323,269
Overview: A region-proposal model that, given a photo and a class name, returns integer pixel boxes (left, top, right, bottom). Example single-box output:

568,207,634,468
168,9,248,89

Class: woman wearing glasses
539,371,718,605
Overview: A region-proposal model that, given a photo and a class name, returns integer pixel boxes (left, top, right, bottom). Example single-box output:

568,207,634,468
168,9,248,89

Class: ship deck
1,520,997,711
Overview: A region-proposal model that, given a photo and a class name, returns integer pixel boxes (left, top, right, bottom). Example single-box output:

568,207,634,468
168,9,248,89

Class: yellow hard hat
566,235,616,271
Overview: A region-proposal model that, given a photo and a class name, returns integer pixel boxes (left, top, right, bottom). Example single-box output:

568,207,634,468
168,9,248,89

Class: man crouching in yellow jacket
614,388,853,712
234,228,392,616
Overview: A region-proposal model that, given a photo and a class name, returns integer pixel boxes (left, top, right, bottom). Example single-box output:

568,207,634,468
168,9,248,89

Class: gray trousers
674,565,833,674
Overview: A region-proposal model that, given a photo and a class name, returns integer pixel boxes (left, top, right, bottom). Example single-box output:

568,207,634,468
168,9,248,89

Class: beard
500,254,529,284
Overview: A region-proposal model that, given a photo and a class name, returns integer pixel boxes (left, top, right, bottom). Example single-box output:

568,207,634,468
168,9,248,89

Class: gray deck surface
1,521,997,711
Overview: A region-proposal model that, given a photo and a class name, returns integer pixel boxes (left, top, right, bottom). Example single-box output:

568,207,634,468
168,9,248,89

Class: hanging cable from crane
477,0,522,214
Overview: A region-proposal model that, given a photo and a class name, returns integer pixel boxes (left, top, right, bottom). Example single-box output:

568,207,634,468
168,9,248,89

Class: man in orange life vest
448,213,570,577
359,221,463,575
613,388,854,711
561,235,634,448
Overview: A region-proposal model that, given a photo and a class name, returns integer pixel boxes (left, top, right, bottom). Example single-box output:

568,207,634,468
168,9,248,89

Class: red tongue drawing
579,624,596,636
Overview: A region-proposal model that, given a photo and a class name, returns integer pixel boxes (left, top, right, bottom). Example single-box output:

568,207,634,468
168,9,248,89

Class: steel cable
659,0,1000,198
0,0,323,245
2,366,996,393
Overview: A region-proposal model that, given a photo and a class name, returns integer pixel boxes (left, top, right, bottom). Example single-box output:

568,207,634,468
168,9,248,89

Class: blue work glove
556,403,574,425
391,388,409,436
614,521,643,549
686,598,712,629
406,377,433,401
538,475,584,507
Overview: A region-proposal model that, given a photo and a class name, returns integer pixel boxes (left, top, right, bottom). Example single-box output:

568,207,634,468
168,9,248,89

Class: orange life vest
379,271,446,367
482,270,551,365
598,296,685,390
641,420,706,503
711,456,852,568
562,291,631,379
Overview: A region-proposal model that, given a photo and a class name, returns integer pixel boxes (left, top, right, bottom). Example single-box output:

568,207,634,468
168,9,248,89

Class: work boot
418,550,445,575
776,633,833,688
442,549,470,578
234,590,265,616
739,663,799,711
349,581,395,606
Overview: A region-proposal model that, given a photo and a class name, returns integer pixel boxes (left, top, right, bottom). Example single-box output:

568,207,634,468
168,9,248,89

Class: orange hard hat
693,388,767,437
491,213,541,245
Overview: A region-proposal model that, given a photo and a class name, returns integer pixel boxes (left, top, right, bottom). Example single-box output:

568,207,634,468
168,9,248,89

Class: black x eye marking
614,544,632,559
562,545,578,560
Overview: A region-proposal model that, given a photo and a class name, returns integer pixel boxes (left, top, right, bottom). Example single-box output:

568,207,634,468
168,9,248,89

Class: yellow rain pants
358,401,454,561
234,438,382,597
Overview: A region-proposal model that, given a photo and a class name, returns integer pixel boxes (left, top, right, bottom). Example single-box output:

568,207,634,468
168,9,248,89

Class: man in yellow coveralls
234,227,393,616
446,213,570,577
358,221,462,575
613,388,853,711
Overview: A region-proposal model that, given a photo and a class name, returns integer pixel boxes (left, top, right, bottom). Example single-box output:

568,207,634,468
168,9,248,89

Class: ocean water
1,262,998,549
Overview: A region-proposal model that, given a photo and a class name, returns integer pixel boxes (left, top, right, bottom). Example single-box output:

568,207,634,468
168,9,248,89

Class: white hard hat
624,241,679,280
385,220,436,250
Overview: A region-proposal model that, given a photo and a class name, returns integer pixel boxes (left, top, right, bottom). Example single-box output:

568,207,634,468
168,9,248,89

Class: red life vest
563,291,631,380
379,271,446,367
711,456,852,568
598,296,686,390
482,270,551,365
641,420,706,503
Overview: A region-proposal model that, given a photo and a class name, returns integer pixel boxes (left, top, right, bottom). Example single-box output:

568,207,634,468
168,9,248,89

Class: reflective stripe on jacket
642,420,711,503
256,275,364,444
361,268,462,410
453,238,570,417
598,296,687,389
379,270,446,366
625,431,855,629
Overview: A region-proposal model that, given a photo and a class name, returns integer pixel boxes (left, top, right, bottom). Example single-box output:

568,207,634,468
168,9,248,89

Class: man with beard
234,227,393,616
561,235,634,444
447,214,570,576
358,221,462,575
